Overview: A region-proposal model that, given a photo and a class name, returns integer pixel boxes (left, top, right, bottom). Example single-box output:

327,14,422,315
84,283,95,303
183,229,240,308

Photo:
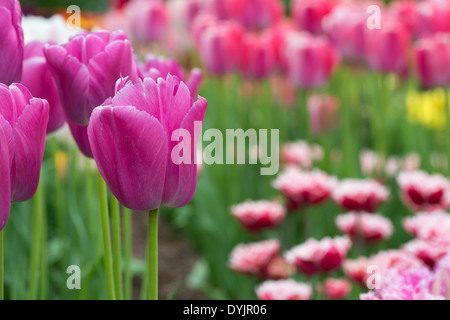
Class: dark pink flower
324,278,352,300
285,236,351,276
88,75,207,211
0,83,49,230
231,200,285,232
292,0,336,35
335,212,393,243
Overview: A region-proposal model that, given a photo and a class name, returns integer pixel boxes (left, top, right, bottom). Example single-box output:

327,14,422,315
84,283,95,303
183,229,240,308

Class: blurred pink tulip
21,41,65,134
0,83,49,231
368,249,424,274
239,32,276,79
308,94,340,136
285,236,351,276
256,279,312,300
198,22,244,75
403,211,450,246
403,239,449,268
88,75,207,211
230,200,285,232
415,33,450,88
44,30,138,126
282,32,339,88
322,3,367,62
137,54,203,98
292,0,336,35
335,212,393,243
273,168,338,211
227,0,284,30
343,257,369,285
332,179,390,213
397,171,450,212
365,17,410,75
324,278,351,300
125,0,168,43
0,0,24,85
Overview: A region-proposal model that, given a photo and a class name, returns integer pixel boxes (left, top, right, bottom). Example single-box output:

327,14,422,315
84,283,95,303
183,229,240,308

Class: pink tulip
273,168,338,211
190,13,218,47
137,54,203,98
256,279,312,300
403,211,450,246
44,30,139,126
239,32,276,79
322,3,367,62
230,200,285,232
422,0,450,34
390,1,429,38
307,94,340,136
292,0,336,35
361,268,443,300
403,239,449,268
324,278,351,300
282,31,339,88
368,250,424,274
397,171,450,212
229,239,281,277
21,41,65,134
335,212,393,243
280,141,323,169
124,0,168,43
226,0,284,30
198,22,244,75
88,75,207,211
414,33,450,88
365,17,410,75
332,179,390,213
285,236,351,276
0,83,49,230
0,0,24,85
343,257,369,285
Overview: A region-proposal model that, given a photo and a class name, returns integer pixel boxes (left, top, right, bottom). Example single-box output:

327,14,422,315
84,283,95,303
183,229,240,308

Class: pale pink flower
360,268,444,300
368,250,425,274
343,257,370,285
280,141,323,169
230,200,286,232
273,167,338,211
229,239,287,278
285,236,351,276
434,254,450,299
335,212,393,243
256,279,312,300
308,94,340,136
324,278,352,300
360,150,384,177
403,210,449,237
397,170,450,212
332,179,389,213
403,239,449,268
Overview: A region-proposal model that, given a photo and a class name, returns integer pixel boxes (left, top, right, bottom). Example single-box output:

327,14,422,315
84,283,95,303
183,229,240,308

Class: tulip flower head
0,83,49,230
0,0,24,85
88,75,207,211
343,257,370,285
324,278,352,300
335,212,393,243
230,200,286,232
256,279,312,300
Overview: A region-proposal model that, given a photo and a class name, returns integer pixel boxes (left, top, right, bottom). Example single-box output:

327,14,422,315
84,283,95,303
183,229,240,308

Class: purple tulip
44,30,139,126
88,75,207,211
138,54,203,98
0,0,24,85
21,41,65,134
0,83,49,230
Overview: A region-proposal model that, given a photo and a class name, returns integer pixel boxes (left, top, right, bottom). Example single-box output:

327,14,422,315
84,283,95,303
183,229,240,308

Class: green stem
123,207,132,300
98,172,116,300
147,208,159,300
29,179,44,300
111,194,123,300
0,229,3,300
39,198,48,300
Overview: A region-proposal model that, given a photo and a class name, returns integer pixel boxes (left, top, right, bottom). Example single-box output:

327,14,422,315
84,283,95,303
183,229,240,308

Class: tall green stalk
110,195,123,300
123,207,132,300
97,172,116,300
147,208,159,300
29,179,44,300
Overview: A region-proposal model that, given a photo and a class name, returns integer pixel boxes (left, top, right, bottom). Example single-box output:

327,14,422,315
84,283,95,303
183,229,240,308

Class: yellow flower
406,89,449,130
54,150,68,180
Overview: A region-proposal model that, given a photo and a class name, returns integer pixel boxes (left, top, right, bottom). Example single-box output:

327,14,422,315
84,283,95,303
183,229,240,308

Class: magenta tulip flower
0,0,24,85
282,31,339,88
239,32,276,79
137,54,203,98
0,83,49,230
292,0,336,35
44,30,139,126
21,41,65,134
88,75,207,211
125,0,168,43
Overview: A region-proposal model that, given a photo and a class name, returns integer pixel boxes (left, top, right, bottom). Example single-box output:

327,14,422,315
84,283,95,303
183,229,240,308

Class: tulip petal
0,5,23,84
11,98,49,202
44,45,90,125
0,120,11,231
88,105,168,211
163,96,207,207
67,120,93,158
